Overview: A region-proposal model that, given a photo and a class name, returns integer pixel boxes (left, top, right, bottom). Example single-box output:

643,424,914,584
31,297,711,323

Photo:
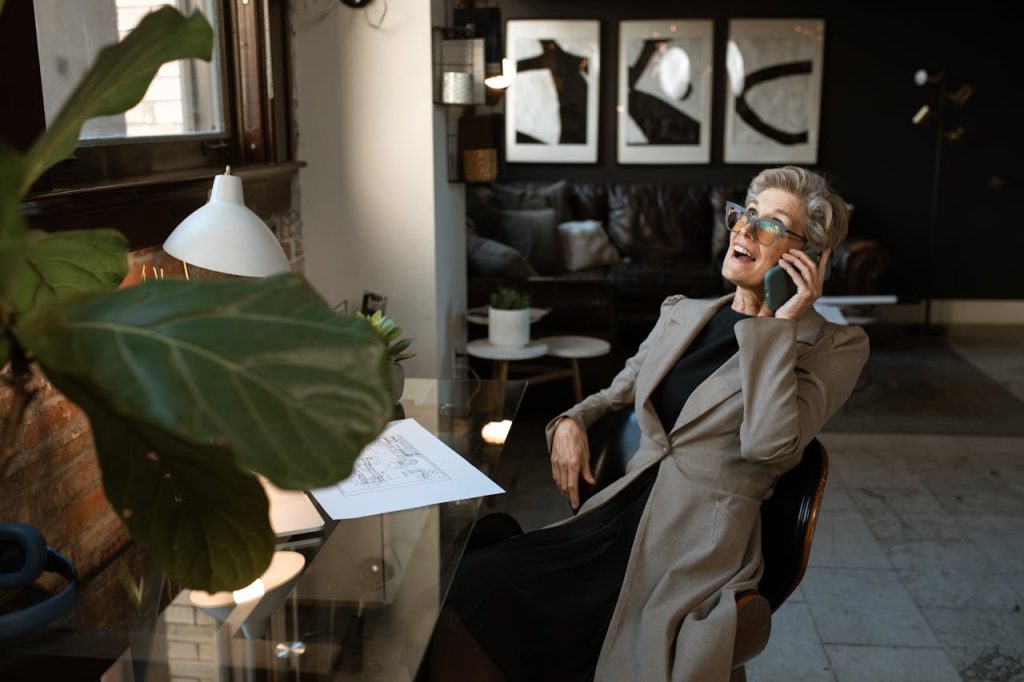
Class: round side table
466,339,548,382
537,335,612,402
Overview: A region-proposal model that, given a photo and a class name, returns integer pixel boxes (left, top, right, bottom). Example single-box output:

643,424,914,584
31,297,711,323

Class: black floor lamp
911,68,972,335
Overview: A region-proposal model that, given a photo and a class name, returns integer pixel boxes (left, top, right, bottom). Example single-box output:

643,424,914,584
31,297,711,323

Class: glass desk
0,379,526,682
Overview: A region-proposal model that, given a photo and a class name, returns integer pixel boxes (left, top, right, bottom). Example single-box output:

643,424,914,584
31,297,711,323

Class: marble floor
489,324,1024,682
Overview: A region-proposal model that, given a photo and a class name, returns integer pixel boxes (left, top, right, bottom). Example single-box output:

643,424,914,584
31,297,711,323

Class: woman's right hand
550,418,595,510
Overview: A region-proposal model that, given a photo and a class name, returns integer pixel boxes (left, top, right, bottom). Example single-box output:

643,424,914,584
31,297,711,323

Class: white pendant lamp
163,166,290,277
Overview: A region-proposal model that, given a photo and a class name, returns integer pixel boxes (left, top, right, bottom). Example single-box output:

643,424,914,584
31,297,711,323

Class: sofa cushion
605,183,713,262
494,180,573,224
497,208,564,274
558,220,621,272
568,182,608,222
607,259,724,302
467,234,538,279
466,185,503,240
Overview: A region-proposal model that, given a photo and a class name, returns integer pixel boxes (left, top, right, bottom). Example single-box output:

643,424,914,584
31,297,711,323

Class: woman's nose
735,217,755,239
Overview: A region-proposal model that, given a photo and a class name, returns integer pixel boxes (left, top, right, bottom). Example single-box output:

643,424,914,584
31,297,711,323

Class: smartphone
764,248,831,311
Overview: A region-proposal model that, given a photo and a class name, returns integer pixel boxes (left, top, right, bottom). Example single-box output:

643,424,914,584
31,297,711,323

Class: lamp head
163,167,290,278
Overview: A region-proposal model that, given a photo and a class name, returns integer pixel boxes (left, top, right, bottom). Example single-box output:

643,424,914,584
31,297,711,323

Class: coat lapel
633,293,734,445
634,294,828,450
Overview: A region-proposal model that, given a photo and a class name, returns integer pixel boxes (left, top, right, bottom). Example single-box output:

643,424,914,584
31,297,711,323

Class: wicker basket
463,148,497,183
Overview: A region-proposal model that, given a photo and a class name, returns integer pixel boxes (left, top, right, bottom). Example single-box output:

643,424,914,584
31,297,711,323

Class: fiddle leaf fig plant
0,7,391,592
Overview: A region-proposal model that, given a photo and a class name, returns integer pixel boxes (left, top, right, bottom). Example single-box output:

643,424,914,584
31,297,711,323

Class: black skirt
447,464,659,682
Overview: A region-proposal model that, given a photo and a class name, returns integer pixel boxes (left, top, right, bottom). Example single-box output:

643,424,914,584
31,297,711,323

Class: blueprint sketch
311,419,504,519
337,434,451,496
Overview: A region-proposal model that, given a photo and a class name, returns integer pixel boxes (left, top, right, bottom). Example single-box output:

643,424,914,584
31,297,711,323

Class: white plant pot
488,307,530,347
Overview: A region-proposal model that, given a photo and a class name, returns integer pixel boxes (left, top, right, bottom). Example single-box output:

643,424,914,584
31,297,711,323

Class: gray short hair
745,166,849,250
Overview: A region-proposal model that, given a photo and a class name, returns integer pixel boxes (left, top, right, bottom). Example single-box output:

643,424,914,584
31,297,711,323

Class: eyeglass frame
725,201,809,246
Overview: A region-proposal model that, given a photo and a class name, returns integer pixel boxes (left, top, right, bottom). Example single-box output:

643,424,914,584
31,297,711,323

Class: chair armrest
573,408,641,512
733,590,772,667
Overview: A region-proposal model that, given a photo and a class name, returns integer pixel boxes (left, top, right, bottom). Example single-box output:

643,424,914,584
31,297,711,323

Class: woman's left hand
774,247,831,321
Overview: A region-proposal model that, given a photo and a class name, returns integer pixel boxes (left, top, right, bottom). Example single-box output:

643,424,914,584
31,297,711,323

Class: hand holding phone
764,248,831,312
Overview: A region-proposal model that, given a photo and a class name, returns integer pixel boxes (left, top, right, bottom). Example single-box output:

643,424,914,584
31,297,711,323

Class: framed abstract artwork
617,20,713,164
723,19,825,164
504,20,600,163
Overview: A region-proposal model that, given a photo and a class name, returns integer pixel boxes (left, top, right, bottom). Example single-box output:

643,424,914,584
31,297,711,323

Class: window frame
1,0,299,250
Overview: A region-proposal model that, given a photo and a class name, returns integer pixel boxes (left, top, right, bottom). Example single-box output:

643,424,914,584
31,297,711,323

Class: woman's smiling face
721,187,810,292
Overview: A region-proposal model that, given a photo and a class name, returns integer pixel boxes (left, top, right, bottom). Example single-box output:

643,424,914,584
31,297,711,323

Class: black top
650,305,751,433
447,304,750,682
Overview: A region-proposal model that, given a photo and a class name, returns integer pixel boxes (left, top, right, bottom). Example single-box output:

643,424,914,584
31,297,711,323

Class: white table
466,336,611,402
466,339,548,382
815,295,898,325
539,335,612,401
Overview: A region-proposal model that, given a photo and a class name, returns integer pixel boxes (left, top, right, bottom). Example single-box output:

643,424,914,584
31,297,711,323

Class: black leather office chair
578,408,829,682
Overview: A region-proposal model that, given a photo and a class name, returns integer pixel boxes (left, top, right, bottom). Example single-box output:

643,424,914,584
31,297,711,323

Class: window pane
33,0,223,141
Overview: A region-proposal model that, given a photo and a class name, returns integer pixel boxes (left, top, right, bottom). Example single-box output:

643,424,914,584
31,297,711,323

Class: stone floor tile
885,540,1020,608
1006,574,1024,601
917,467,1024,518
809,511,891,569
826,447,923,490
922,605,1024,651
825,644,961,682
802,567,939,647
921,606,1024,681
820,479,856,513
848,486,964,544
746,601,835,682
956,515,1024,574
946,646,1024,682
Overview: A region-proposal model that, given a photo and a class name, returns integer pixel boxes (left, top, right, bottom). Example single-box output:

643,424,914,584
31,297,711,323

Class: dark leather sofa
467,180,886,354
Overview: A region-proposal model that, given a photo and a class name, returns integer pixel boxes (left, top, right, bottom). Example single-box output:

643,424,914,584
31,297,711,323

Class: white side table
466,339,548,382
815,295,898,325
538,335,612,402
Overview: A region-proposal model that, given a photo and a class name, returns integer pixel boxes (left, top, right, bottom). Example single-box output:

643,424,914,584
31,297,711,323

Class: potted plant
357,310,414,402
0,6,392,593
488,287,531,347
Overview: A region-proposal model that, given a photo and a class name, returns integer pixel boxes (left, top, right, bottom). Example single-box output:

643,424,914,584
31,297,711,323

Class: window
34,0,225,141
1,0,298,248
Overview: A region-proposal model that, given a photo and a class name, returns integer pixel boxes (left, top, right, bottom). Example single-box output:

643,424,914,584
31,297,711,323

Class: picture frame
360,291,387,315
504,19,600,164
723,19,825,164
617,20,713,164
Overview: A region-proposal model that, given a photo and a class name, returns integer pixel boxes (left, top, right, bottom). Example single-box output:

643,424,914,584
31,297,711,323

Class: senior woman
435,166,869,682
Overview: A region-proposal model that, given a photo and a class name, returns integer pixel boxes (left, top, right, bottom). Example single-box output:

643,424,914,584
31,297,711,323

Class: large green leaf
49,369,273,591
18,274,392,489
11,229,128,315
20,7,213,195
0,141,28,304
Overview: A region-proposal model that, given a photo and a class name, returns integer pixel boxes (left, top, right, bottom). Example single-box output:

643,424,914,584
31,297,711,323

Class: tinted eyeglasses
725,201,808,246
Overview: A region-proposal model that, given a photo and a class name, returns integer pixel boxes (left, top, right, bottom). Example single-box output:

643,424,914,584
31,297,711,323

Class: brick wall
0,205,304,606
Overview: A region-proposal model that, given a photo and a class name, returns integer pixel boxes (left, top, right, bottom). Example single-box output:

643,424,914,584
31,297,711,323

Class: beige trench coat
544,293,869,682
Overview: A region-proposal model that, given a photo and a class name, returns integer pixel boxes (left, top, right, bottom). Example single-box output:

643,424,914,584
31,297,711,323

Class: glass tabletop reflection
1,378,526,682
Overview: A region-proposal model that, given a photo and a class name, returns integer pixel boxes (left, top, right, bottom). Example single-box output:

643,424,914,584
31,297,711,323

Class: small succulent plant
489,287,531,310
357,311,415,364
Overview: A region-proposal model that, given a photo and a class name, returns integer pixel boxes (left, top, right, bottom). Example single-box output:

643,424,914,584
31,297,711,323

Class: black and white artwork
505,20,599,163
724,19,825,164
617,20,713,164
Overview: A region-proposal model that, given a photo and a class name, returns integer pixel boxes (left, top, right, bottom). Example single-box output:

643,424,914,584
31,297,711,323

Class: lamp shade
163,169,290,277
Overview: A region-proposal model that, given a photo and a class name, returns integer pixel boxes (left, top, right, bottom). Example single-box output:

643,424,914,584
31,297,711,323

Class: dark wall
498,2,1023,300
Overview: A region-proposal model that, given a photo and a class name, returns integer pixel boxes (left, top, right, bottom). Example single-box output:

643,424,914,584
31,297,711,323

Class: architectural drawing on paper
337,435,451,496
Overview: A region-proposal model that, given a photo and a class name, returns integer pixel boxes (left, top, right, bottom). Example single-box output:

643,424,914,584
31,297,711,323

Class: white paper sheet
310,419,504,519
